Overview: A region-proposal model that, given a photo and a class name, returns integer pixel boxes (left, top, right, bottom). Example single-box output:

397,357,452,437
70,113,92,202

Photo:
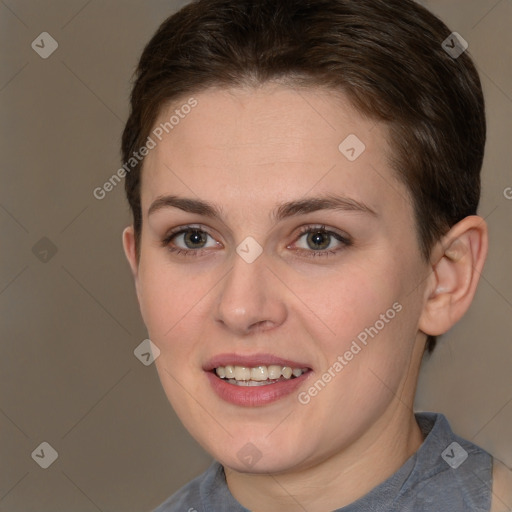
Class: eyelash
161,224,352,259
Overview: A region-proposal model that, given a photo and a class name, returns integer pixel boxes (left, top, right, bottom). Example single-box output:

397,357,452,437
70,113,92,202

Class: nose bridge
214,248,286,334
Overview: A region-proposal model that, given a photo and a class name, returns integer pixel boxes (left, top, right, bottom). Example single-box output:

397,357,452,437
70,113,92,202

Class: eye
290,225,352,257
161,224,352,259
162,225,220,256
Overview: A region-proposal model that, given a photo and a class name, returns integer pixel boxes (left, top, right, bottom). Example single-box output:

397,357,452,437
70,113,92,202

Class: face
124,84,431,474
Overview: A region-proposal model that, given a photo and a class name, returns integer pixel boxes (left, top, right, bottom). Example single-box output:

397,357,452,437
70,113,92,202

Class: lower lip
206,371,311,407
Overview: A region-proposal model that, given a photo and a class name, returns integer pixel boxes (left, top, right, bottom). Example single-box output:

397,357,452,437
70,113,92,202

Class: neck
225,407,424,512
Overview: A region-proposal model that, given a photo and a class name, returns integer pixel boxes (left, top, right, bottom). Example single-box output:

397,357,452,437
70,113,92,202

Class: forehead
140,85,410,222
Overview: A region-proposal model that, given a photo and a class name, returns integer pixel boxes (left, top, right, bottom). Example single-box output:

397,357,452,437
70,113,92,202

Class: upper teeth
215,365,307,381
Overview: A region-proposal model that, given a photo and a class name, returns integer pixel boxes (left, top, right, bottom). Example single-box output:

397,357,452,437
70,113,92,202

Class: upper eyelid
164,223,345,237
164,224,215,237
295,225,349,238
164,224,350,247
162,225,219,244
290,226,352,249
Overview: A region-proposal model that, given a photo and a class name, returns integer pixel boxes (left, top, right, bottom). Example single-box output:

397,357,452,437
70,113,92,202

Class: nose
213,249,287,336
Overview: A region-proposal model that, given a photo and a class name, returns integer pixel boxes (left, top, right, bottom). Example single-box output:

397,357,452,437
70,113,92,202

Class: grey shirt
153,412,493,511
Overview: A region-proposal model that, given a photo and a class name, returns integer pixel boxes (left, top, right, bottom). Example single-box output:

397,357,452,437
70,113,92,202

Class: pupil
185,230,206,248
308,231,330,250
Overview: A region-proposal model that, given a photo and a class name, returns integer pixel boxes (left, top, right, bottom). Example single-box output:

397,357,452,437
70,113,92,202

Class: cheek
296,258,419,392
137,256,212,350
289,261,400,342
325,283,421,406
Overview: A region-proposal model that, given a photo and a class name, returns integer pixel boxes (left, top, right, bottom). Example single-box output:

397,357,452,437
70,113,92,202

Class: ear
419,215,488,337
122,226,141,299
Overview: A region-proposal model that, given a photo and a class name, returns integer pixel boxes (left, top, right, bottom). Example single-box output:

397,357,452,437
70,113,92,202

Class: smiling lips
215,364,309,386
204,354,312,406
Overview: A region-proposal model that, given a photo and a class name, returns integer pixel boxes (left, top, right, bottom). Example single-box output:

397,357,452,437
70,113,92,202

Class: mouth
204,354,313,406
212,364,310,386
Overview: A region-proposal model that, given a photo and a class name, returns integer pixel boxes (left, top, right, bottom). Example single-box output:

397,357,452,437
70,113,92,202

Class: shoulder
405,413,495,510
151,476,203,512
490,458,512,512
152,462,222,512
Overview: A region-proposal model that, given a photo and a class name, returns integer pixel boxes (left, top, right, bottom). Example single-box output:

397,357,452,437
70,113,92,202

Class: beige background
0,1,510,511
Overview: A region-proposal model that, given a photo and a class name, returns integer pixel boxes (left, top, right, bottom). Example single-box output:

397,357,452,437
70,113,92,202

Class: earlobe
419,216,488,337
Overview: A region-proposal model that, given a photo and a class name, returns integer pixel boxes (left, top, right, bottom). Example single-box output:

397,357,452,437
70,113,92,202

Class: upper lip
203,353,311,371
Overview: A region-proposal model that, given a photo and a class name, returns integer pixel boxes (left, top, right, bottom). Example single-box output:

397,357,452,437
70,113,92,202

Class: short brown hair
122,0,486,353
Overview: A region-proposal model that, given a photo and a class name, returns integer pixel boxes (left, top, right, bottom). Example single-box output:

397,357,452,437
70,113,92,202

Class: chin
221,452,301,475
208,432,313,475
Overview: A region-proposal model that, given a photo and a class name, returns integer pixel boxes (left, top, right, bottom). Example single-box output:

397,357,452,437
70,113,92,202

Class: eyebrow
147,194,377,221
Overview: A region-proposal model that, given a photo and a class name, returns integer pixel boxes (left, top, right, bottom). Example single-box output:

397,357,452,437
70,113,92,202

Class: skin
123,84,494,511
